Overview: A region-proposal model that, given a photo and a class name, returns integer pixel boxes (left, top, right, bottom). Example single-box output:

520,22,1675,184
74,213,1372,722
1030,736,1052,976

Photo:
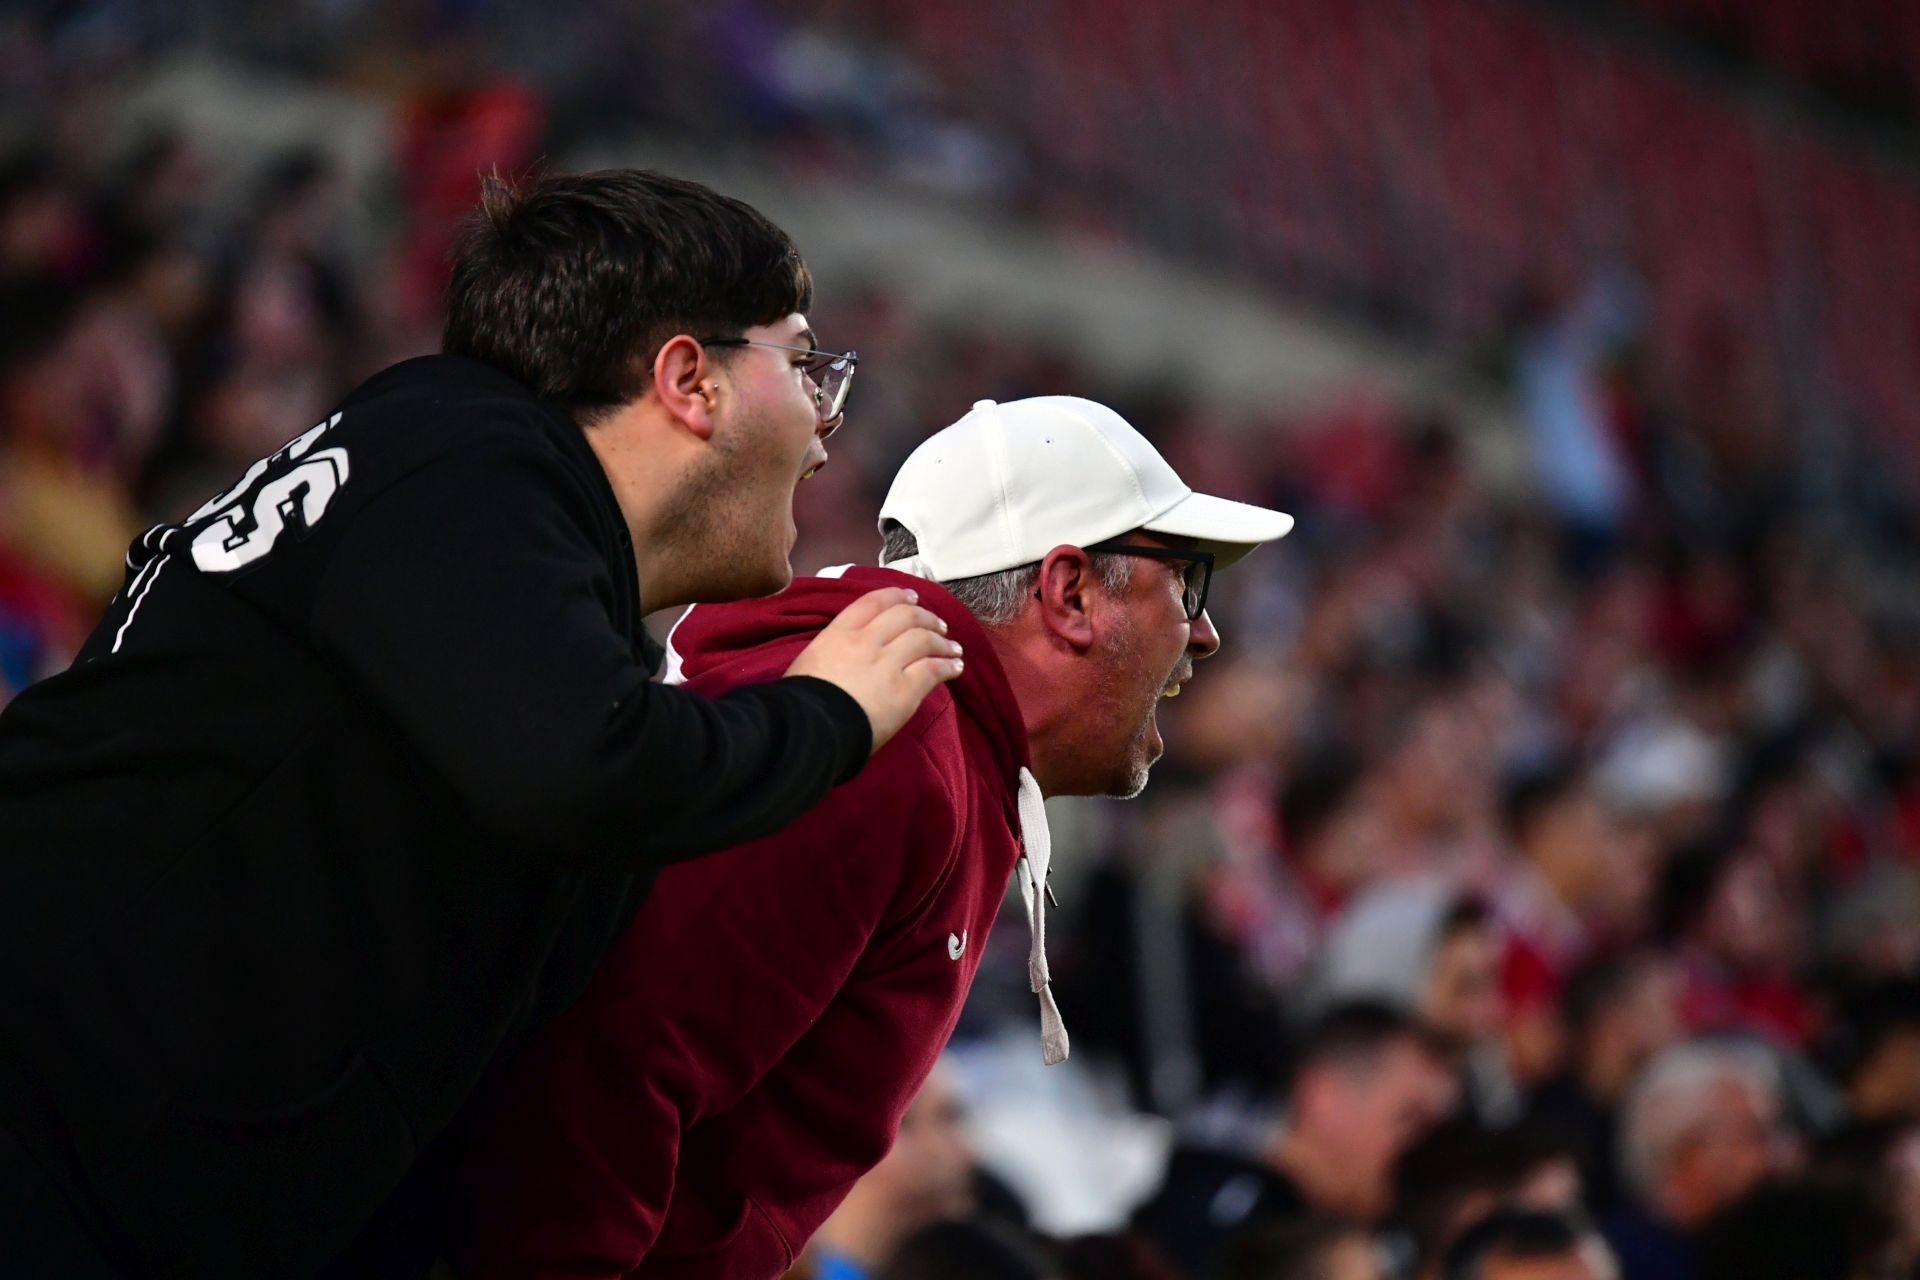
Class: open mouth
1160,664,1193,700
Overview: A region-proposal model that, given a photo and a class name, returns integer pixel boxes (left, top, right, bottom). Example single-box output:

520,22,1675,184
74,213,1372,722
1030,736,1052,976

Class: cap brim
1142,491,1295,568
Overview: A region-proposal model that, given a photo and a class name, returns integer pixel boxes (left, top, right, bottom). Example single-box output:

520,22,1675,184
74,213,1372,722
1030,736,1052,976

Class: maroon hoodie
451,567,1031,1279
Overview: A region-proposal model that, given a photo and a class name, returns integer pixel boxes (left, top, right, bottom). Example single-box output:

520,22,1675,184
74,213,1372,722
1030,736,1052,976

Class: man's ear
1034,545,1099,652
652,335,718,441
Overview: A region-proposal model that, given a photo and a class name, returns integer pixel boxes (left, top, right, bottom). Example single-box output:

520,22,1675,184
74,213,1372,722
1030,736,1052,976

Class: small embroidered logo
947,930,968,960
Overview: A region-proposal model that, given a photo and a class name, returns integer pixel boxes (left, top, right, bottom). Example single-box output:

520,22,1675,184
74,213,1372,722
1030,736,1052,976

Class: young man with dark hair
1135,1001,1455,1280
446,395,1293,1278
0,168,960,1277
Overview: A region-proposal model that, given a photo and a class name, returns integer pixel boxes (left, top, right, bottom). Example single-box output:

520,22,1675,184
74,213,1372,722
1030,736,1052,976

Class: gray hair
880,520,1132,626
1618,1039,1781,1203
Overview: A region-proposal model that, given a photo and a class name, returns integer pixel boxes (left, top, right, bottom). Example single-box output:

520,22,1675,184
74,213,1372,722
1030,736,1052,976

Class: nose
1189,608,1222,660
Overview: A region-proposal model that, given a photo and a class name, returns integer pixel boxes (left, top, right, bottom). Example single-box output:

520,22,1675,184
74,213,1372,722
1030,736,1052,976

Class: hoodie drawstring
1015,766,1069,1066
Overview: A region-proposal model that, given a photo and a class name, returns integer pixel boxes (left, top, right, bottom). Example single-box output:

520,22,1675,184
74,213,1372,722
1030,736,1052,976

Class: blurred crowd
777,258,1920,1277
10,5,1920,1280
792,238,1920,1278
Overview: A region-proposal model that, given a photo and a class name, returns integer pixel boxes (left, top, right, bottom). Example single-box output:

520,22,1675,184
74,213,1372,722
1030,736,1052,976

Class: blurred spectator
1829,981,1920,1123
1498,763,1654,979
1604,1039,1791,1280
1657,837,1817,1049
0,276,149,607
1271,747,1385,929
1392,1120,1584,1278
1225,1215,1389,1280
806,1067,980,1280
1495,761,1657,1085
1526,952,1688,1213
1509,272,1641,574
1310,880,1517,1123
1440,1208,1618,1280
192,149,357,473
1133,1002,1453,1279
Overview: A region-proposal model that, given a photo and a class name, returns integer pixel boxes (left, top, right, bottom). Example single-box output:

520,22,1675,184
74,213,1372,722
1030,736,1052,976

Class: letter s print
189,413,351,574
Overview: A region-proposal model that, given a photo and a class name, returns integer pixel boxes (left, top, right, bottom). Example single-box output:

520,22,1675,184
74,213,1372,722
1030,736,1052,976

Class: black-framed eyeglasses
697,337,859,436
1085,541,1215,620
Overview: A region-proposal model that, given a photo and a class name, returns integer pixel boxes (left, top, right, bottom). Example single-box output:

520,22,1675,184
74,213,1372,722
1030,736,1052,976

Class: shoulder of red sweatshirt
454,567,1033,1280
668,564,1027,779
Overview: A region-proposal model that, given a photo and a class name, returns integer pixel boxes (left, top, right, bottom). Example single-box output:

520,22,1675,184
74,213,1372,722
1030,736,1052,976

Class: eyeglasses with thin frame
1084,541,1215,620
696,337,859,436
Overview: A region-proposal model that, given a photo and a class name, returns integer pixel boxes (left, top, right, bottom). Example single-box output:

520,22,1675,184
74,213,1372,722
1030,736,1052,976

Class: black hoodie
0,355,870,1277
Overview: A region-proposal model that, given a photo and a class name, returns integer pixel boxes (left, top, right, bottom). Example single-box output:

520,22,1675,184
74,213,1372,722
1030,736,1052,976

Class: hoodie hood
667,566,1029,799
666,566,1070,1064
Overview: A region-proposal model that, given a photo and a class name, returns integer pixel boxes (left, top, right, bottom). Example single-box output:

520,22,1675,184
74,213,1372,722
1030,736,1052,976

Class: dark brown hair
1288,1000,1435,1090
443,168,812,422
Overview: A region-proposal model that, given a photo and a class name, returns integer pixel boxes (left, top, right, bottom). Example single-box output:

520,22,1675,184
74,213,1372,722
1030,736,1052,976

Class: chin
1106,760,1153,800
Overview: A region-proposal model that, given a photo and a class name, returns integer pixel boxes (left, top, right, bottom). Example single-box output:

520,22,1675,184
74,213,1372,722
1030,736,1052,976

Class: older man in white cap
444,397,1292,1280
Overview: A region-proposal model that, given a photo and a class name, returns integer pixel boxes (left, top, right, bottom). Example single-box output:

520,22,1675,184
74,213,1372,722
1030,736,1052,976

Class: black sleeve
309,427,872,868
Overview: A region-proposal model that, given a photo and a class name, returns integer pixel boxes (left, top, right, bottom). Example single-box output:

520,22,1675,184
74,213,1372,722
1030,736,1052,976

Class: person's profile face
1080,532,1221,798
704,311,834,595
1327,1042,1450,1215
1669,1078,1777,1220
876,1069,976,1223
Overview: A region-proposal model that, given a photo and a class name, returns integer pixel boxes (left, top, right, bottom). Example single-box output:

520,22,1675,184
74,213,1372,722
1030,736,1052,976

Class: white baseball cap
878,396,1294,581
